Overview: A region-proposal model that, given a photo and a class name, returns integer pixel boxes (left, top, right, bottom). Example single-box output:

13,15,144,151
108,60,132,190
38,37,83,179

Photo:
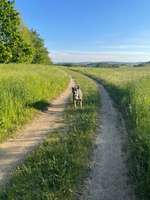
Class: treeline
134,62,150,67
0,0,52,64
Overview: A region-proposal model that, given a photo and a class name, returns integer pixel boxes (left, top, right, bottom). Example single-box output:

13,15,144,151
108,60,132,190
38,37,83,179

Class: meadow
0,64,69,142
1,65,150,199
74,66,150,200
0,70,100,199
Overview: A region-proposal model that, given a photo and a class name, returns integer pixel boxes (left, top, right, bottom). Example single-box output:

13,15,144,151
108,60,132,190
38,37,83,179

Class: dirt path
0,79,74,186
80,83,136,200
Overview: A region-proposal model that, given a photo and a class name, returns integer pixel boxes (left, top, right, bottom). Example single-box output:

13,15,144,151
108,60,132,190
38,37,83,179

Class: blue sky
15,0,150,63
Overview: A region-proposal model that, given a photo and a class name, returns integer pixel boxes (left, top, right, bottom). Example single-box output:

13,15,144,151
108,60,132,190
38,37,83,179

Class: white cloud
50,50,150,63
97,45,150,49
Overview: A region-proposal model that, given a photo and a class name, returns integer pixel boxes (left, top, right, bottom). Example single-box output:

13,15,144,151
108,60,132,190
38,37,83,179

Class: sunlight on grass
0,70,100,200
0,64,69,142
74,67,150,200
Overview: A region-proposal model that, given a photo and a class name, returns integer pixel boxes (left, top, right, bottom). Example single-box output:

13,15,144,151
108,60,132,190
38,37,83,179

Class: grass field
0,70,100,200
73,66,150,200
1,65,150,199
0,64,69,142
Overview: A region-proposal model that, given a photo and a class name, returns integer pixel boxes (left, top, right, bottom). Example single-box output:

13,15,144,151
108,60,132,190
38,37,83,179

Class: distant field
74,66,150,200
0,64,69,142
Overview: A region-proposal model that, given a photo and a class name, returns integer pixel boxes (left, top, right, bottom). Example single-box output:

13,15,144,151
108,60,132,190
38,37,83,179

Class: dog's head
72,87,77,94
72,87,80,100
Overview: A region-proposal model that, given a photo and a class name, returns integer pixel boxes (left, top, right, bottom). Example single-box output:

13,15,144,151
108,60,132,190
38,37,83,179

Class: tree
0,0,52,64
0,0,33,63
30,30,52,65
0,43,12,63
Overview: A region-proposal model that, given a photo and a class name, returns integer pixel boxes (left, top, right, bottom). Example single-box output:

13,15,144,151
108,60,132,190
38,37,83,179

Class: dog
72,85,83,108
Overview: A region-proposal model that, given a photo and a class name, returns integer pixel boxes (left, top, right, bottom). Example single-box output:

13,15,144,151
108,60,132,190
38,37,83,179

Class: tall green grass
0,64,69,142
74,67,150,200
0,70,100,199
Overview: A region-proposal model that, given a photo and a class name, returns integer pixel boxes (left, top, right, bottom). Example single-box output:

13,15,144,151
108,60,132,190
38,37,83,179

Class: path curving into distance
0,79,74,186
80,82,136,200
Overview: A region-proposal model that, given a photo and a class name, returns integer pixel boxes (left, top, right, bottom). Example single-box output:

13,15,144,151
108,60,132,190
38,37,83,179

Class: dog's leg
80,100,83,108
74,100,77,109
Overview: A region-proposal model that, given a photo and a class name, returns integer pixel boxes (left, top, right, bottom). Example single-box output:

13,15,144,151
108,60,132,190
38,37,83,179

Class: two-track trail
0,79,74,186
0,73,136,200
80,82,136,200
